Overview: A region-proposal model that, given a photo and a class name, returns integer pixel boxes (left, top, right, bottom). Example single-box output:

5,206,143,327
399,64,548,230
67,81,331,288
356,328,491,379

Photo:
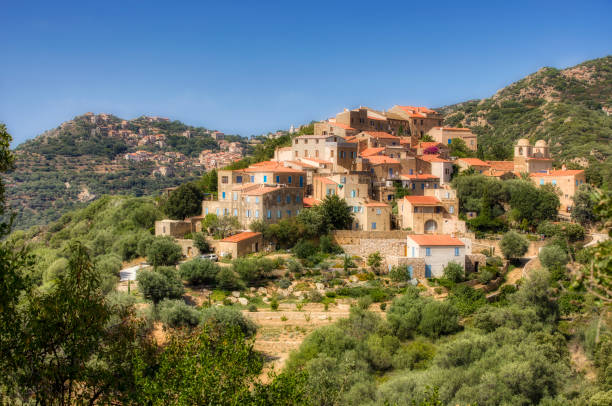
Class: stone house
155,219,193,238
513,139,553,173
405,234,467,278
456,158,491,174
417,154,453,184
217,231,263,258
427,127,478,151
529,169,586,214
291,134,357,172
398,174,440,195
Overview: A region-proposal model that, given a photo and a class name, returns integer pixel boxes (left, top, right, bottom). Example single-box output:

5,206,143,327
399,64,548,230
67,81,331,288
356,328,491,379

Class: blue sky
1,0,611,145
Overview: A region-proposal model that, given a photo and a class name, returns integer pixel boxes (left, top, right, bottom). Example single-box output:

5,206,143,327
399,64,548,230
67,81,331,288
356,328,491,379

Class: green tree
539,244,568,270
200,306,258,338
443,261,464,283
146,236,183,267
179,258,220,285
163,183,203,220
157,299,201,329
571,184,597,225
137,266,184,303
500,230,529,260
201,214,241,239
449,138,474,158
418,300,460,338
318,195,354,230
367,251,383,274
193,232,210,254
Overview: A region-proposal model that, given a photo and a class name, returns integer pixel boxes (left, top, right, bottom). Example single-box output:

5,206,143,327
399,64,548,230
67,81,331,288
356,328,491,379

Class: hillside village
155,103,587,280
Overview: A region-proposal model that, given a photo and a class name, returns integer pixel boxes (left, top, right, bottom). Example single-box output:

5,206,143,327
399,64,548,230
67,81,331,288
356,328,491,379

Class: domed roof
516,138,530,146
535,139,548,147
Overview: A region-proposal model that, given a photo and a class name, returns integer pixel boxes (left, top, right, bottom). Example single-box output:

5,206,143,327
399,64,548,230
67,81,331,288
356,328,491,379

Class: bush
278,278,291,289
232,257,276,284
443,262,464,283
294,240,319,259
215,267,244,290
448,284,487,316
539,244,568,270
157,299,201,328
389,266,410,282
193,232,210,254
137,266,184,303
309,290,324,303
500,231,529,259
357,295,373,310
379,302,387,311
270,298,279,311
558,292,584,315
392,340,436,370
179,258,220,286
248,304,258,312
367,252,383,274
201,306,257,337
418,301,460,338
146,236,183,267
286,259,303,274
477,268,496,284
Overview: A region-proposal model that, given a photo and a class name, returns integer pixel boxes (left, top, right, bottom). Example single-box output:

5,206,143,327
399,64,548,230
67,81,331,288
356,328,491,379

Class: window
421,183,425,190
233,208,237,216
294,151,298,157
376,208,381,215
205,207,209,214
425,264,432,278
286,210,291,216
552,180,557,185
288,176,292,184
315,150,319,157
246,210,250,218
276,175,280,183
414,207,418,213
255,210,260,218
286,195,291,203
411,247,415,257
222,192,226,199
263,175,268,183
266,210,271,219
341,177,346,184
435,207,440,213
389,168,393,177
371,222,376,230
540,179,544,185
449,205,454,214
434,184,438,189
407,265,413,279
576,180,578,186
277,210,281,218
224,208,228,215
296,194,301,203
455,247,460,256
426,248,431,256
448,139,452,144
294,139,298,144
246,196,250,203
296,209,300,215
277,195,281,203
299,176,303,187
409,169,413,175
255,197,260,203
221,176,229,184
353,206,359,213
446,192,450,198
250,175,255,182
216,208,219,215
412,183,416,190
236,176,242,183
351,190,356,198
233,192,237,201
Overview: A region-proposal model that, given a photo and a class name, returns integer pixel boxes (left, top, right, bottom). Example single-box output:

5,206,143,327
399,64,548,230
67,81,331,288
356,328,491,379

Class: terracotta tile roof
366,155,400,165
243,162,304,173
316,177,338,185
400,138,412,145
529,170,585,177
285,160,317,168
418,142,442,149
344,136,357,142
359,147,385,157
362,131,400,140
400,174,439,180
486,161,514,171
303,197,320,207
243,186,281,196
364,201,390,207
419,154,450,163
403,196,441,205
302,157,333,164
458,158,490,167
330,122,355,130
408,234,464,246
432,126,472,132
221,231,262,243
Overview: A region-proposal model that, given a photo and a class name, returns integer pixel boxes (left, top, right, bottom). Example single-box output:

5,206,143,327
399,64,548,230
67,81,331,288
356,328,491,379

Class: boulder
238,297,248,306
315,283,325,291
257,287,267,295
231,291,241,298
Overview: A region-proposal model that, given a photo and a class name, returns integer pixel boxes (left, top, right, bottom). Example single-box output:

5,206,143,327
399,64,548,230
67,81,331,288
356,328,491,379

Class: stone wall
465,253,487,275
176,238,198,258
388,257,426,279
333,230,409,267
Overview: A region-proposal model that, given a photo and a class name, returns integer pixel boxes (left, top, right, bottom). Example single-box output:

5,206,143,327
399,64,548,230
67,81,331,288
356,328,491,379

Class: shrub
387,288,425,339
137,266,184,303
146,236,183,267
286,259,303,274
193,232,210,254
157,299,201,329
379,302,387,311
215,267,244,290
357,295,373,310
179,258,220,285
278,278,291,289
418,301,460,338
367,252,383,274
232,257,276,284
294,240,318,259
539,244,568,270
558,292,584,315
448,284,487,316
389,266,409,282
201,306,257,337
477,268,496,284
500,231,529,260
270,298,279,311
248,304,258,312
392,340,436,370
309,290,324,303
443,262,465,283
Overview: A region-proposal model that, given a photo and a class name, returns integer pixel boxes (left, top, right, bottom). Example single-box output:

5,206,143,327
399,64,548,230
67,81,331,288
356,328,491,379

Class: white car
200,253,219,262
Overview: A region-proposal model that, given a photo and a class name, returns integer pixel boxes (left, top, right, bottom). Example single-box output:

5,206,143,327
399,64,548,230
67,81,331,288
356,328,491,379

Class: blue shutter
288,176,292,184
276,175,280,183
407,265,413,279
425,265,432,278
299,176,303,187
263,175,267,183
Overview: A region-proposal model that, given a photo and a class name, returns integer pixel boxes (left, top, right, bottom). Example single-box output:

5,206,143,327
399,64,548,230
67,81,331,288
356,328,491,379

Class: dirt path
569,341,597,381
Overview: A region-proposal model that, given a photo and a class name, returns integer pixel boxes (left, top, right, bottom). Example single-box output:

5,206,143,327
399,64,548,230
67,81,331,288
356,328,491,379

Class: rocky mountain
5,113,246,230
439,55,612,186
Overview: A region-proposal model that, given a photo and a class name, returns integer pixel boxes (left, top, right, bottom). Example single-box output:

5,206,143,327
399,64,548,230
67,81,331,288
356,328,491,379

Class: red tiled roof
419,154,450,163
362,131,399,140
302,157,333,164
366,155,400,165
486,161,514,171
400,174,439,180
529,170,585,177
330,122,355,130
432,126,472,132
316,177,338,185
303,197,320,207
418,142,442,149
243,162,304,173
360,147,385,157
408,234,464,246
221,231,261,243
285,160,317,169
403,196,441,205
458,158,490,167
364,201,390,207
244,186,282,196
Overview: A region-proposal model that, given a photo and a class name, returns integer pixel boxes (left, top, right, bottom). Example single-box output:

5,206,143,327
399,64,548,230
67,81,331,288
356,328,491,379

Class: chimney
562,164,566,171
